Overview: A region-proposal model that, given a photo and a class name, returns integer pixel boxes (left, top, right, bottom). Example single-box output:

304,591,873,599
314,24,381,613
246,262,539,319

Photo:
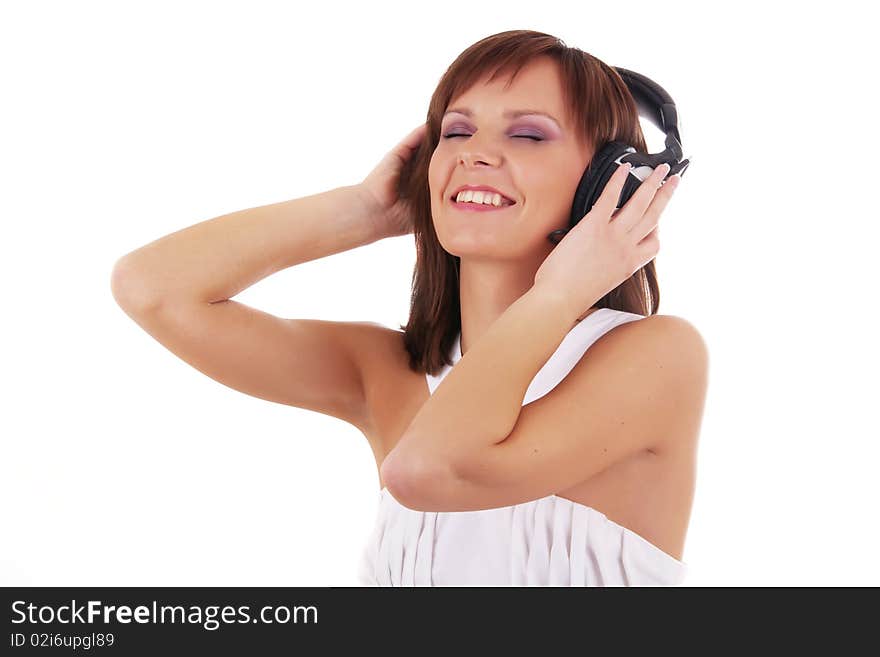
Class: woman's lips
450,198,517,212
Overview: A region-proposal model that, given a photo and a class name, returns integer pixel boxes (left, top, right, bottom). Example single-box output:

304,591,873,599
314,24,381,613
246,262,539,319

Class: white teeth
454,190,510,207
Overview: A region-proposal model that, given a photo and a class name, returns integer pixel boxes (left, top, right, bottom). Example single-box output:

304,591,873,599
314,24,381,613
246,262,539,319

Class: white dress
357,307,689,586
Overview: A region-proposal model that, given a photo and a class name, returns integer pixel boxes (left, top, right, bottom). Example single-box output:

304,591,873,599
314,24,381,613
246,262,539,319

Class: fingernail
667,174,681,190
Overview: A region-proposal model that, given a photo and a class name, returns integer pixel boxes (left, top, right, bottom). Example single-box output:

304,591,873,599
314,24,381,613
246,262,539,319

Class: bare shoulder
339,320,410,394
602,312,709,368
641,313,709,443
640,313,708,359
346,321,411,375
592,312,709,447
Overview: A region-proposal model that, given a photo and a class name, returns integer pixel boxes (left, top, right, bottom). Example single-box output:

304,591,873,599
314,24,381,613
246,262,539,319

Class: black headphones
548,66,691,244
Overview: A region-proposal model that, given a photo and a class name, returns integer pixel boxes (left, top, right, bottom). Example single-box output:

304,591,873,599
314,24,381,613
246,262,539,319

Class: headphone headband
614,67,684,151
554,66,691,242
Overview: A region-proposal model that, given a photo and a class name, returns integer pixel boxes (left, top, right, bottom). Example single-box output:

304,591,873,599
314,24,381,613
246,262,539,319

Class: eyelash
442,133,544,142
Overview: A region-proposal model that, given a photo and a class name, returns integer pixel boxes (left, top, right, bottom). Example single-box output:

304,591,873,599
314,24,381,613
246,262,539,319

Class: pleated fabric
356,308,689,586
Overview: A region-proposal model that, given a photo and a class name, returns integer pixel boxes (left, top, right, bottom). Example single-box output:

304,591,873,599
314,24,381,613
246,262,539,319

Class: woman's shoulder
341,321,411,381
589,310,708,384
640,312,707,353
613,312,709,398
604,309,704,343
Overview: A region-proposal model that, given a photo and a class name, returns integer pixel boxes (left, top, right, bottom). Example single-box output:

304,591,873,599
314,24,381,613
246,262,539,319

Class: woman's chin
438,230,510,253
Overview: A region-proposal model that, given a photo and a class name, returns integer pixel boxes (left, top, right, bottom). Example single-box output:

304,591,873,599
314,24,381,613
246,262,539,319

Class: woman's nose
455,132,503,167
457,144,500,167
459,153,494,167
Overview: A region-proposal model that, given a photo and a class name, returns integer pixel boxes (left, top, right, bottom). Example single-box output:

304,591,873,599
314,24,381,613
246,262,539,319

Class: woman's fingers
614,162,671,233
585,161,681,242
631,163,670,215
634,171,681,243
589,162,632,221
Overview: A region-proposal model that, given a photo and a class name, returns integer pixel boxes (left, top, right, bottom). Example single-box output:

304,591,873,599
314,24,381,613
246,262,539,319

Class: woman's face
428,56,593,261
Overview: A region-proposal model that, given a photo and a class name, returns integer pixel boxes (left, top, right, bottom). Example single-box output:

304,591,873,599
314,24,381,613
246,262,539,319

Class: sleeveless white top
357,307,688,586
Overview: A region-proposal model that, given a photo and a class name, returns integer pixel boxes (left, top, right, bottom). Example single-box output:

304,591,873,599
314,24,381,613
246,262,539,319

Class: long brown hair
395,30,658,375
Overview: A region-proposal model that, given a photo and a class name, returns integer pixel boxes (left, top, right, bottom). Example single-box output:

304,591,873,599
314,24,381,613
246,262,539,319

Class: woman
111,30,707,586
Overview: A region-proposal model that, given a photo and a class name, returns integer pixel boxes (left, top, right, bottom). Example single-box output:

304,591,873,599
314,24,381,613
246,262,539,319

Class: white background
2,0,878,586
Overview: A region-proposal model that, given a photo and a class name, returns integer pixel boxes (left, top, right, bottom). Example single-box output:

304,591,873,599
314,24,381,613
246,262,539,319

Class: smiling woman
428,56,596,293
357,29,704,586
394,34,678,376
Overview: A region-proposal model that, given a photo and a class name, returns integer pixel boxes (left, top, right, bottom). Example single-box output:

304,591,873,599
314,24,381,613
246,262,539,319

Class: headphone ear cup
547,141,639,245
570,142,634,226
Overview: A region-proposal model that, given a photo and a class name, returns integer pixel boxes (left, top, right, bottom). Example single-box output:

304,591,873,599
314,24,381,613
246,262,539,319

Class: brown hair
395,30,658,375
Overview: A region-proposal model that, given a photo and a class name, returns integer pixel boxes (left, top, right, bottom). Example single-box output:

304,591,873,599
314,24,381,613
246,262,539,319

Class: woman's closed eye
442,132,544,142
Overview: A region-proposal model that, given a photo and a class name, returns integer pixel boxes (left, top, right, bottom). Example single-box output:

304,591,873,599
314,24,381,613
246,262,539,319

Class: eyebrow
443,107,562,130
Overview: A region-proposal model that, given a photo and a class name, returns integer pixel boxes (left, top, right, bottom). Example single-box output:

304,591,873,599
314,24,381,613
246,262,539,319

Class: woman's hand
356,122,429,239
533,161,681,322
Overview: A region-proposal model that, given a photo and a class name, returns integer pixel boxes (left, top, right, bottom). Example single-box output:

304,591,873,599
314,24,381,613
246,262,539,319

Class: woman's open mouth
449,194,517,212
